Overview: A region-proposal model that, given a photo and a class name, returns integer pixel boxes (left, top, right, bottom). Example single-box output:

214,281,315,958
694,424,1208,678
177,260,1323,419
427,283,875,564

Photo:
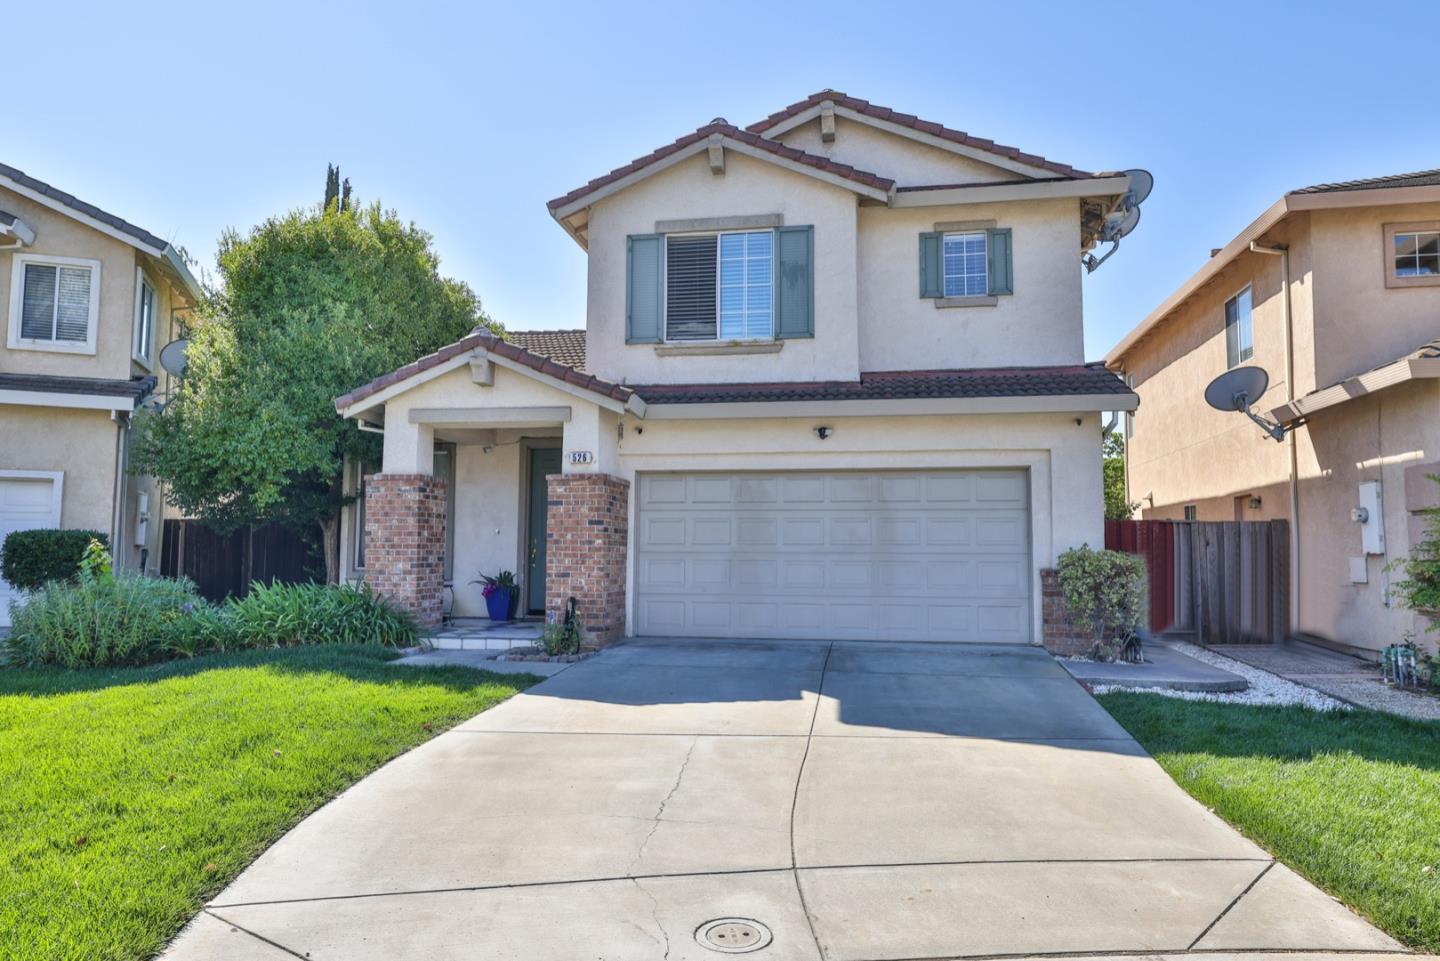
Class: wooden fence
160,520,324,602
1106,519,1289,644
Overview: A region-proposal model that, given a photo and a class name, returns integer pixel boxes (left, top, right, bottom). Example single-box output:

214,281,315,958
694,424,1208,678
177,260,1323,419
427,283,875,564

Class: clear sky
5,1,1435,360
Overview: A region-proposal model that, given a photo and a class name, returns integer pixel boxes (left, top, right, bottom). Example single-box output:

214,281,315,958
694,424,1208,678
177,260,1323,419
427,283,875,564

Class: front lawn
0,646,535,961
1101,693,1440,951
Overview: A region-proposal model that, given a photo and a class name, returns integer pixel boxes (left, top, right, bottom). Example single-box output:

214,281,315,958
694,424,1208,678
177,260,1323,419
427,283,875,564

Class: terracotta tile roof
333,328,631,412
546,120,895,214
747,91,1095,180
0,372,157,399
0,161,171,251
507,329,586,371
1293,167,1440,194
630,364,1132,405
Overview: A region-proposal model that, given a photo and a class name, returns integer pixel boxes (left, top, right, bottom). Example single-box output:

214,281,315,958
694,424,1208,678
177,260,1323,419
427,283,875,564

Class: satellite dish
1204,366,1269,412
159,338,190,378
1102,205,1141,243
1123,168,1154,207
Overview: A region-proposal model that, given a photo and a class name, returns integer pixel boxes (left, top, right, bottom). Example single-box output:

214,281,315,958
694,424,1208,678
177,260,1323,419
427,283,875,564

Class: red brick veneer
1040,568,1093,656
545,473,629,646
362,473,447,627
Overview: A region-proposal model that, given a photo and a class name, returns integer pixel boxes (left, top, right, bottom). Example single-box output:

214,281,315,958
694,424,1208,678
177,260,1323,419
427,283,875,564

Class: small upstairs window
134,272,157,363
942,231,988,297
1386,222,1440,288
1224,286,1253,369
8,254,101,354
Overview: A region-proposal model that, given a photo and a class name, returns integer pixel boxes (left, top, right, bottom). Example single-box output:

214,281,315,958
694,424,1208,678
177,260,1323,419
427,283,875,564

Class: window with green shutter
920,226,1013,302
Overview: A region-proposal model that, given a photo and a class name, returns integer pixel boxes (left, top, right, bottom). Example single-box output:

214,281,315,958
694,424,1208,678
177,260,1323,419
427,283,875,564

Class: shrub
223,581,417,648
540,598,585,656
1,529,109,592
1388,475,1440,629
5,571,208,668
1056,545,1148,662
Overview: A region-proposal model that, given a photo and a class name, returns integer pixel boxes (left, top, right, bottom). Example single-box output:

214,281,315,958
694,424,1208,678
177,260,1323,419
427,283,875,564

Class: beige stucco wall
857,198,1084,370
1309,201,1440,387
0,185,141,380
1294,380,1440,653
775,116,1021,188
1,404,120,534
584,151,862,386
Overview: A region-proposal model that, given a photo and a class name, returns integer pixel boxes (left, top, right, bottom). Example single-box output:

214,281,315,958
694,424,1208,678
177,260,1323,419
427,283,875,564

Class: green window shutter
986,227,1013,295
626,234,663,344
919,231,942,298
775,225,814,339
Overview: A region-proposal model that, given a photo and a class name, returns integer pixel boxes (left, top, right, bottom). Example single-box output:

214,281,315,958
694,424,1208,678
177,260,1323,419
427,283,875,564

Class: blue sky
5,1,1434,359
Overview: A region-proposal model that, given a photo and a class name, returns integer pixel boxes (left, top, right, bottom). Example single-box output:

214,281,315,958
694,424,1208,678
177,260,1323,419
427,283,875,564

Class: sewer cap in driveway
695,918,772,953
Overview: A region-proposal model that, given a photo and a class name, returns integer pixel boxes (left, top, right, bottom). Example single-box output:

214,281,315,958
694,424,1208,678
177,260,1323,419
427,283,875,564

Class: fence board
160,519,324,602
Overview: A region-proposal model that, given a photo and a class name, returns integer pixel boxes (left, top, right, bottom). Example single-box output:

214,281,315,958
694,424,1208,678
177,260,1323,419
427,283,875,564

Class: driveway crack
631,877,671,959
790,642,834,960
629,735,697,877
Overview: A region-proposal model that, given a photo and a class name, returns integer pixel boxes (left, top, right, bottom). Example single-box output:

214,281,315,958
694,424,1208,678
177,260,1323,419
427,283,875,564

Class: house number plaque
568,451,594,465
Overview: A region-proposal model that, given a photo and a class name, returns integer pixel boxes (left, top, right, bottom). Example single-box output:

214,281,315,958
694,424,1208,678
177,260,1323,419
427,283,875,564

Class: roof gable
748,91,1094,181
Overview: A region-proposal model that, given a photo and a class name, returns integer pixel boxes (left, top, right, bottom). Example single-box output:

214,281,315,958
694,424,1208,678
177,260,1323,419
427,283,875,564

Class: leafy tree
1104,430,1136,521
134,183,494,581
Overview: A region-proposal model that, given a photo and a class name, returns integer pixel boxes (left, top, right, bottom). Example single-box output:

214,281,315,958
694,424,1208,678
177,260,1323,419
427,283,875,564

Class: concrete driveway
166,639,1404,961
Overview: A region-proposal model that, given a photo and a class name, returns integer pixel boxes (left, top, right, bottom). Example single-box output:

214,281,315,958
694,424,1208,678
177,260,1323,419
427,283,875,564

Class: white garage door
634,470,1031,643
1,475,62,628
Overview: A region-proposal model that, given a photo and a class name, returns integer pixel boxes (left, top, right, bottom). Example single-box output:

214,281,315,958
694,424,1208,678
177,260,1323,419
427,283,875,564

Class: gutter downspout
1249,241,1299,633
111,412,128,566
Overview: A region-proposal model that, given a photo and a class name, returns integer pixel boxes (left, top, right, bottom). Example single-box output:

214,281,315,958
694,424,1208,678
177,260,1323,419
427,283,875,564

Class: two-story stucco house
1107,168,1440,656
0,163,201,624
335,92,1141,646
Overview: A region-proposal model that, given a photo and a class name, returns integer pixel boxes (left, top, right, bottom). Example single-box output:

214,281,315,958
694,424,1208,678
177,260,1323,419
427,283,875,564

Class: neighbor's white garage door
634,470,1031,643
1,475,61,628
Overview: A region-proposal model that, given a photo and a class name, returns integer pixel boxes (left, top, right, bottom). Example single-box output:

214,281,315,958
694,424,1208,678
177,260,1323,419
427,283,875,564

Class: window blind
665,235,718,341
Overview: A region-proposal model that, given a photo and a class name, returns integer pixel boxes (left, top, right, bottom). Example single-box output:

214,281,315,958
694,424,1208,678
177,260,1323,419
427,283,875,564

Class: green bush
1056,545,1148,662
5,572,208,668
1,529,109,592
223,581,417,648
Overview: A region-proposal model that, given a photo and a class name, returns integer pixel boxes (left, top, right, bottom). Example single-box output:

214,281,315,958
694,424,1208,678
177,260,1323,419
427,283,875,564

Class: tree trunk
319,513,340,584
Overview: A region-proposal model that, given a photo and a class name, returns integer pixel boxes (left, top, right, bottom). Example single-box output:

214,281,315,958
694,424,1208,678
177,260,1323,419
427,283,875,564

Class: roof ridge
546,120,894,213
746,91,1093,180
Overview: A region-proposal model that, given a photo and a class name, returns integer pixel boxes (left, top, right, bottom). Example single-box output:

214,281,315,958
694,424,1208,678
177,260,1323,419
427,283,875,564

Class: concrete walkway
165,639,1405,961
1215,640,1440,720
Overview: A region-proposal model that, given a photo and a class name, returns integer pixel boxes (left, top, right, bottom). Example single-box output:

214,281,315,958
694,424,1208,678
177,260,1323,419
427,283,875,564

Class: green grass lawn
0,646,536,961
1100,692,1440,951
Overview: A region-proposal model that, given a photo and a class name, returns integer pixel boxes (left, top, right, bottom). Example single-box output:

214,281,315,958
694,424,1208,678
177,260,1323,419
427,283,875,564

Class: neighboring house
0,162,201,625
335,91,1141,646
1107,168,1440,656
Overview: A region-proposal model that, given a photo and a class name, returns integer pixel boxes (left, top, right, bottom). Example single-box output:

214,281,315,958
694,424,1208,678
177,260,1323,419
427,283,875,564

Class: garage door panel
635,470,1031,643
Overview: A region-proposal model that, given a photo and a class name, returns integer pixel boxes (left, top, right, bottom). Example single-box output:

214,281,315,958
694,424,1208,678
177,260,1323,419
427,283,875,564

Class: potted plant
472,570,519,622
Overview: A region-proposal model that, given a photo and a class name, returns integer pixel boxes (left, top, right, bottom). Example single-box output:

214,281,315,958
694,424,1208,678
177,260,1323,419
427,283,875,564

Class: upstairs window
134,273,157,363
8,254,100,354
665,230,773,341
1224,286,1253,369
1386,222,1440,288
942,231,988,297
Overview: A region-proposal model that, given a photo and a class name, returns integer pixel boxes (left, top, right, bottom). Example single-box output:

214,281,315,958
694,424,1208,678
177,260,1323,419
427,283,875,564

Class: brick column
1040,568,1093,656
363,473,447,627
545,473,629,646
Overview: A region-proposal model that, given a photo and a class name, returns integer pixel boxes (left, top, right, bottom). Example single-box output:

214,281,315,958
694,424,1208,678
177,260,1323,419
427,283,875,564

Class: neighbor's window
665,230,773,341
1224,286,1253,369
1183,505,1198,521
134,273,157,362
8,255,100,353
1386,222,1440,288
942,231,988,297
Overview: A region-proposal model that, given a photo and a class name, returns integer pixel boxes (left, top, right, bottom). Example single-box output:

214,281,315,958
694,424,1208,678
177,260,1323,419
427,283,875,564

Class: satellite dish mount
1202,366,1296,442
1084,169,1152,274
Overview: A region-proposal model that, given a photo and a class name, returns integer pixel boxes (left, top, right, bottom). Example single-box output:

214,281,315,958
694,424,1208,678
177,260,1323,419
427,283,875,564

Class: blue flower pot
485,589,514,622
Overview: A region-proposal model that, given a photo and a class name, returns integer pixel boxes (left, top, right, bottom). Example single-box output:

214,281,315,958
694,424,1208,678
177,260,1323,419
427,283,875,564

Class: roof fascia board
765,104,1065,181
0,389,136,411
893,175,1129,208
641,392,1136,420
1289,184,1440,212
1106,196,1291,366
1269,356,1440,421
549,135,889,223
337,352,474,419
